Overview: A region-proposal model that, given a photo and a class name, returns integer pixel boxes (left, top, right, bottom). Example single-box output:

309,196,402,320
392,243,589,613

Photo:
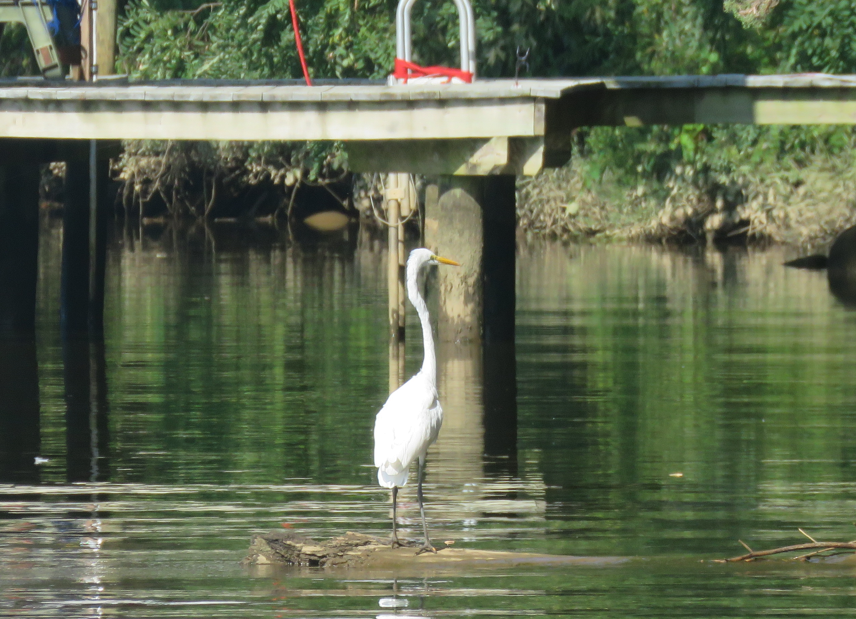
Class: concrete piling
423,175,516,344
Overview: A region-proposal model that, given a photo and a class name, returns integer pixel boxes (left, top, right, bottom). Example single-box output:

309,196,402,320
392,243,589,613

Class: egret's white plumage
373,247,459,551
374,374,442,488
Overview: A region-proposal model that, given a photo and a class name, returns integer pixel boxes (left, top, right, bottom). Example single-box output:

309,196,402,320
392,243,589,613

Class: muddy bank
518,158,856,249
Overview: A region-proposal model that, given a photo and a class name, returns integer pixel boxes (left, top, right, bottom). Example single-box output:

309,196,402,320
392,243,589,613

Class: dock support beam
424,175,516,344
386,172,413,392
0,164,41,484
0,163,40,336
61,141,109,337
64,338,110,482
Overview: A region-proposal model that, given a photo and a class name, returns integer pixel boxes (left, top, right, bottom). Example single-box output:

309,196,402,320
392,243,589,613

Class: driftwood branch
242,530,626,570
720,533,856,562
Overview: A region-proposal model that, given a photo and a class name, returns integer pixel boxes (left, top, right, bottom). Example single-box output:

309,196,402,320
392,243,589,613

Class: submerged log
243,530,624,570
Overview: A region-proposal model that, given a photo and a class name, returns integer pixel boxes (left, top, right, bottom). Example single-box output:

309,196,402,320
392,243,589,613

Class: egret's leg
416,457,436,554
391,486,401,548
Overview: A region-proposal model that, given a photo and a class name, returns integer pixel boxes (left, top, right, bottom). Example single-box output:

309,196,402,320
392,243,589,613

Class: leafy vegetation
0,23,37,75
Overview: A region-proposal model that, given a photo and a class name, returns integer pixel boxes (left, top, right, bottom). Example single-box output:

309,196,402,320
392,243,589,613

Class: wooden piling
0,163,40,336
62,159,92,334
395,173,407,339
95,0,118,77
88,145,109,332
386,175,403,343
385,173,406,392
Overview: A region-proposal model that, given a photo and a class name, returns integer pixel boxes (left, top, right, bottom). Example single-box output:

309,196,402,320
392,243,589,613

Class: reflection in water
434,341,484,489
389,340,406,394
63,338,111,483
4,221,856,617
0,338,40,485
482,341,518,478
518,241,856,556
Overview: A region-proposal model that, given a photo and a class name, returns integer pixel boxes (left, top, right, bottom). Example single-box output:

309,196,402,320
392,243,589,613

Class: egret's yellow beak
433,255,461,266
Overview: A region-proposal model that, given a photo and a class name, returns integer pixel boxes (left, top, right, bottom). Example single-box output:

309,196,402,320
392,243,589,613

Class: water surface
2,220,856,617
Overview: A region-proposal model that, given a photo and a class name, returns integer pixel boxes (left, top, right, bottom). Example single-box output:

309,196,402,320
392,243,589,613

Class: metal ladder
394,0,476,81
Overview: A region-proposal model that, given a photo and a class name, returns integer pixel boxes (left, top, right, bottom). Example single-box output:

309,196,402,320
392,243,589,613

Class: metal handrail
395,0,476,79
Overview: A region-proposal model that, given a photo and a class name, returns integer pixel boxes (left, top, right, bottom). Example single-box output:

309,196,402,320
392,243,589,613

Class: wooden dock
4,74,856,175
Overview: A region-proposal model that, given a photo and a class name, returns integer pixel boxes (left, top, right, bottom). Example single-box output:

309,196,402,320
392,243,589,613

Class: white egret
373,248,460,553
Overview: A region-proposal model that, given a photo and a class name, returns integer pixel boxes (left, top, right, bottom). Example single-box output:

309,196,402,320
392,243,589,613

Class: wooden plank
86,86,150,101
0,88,31,100
231,86,276,102
527,79,602,98
262,86,332,102
752,90,856,124
808,75,856,87
429,81,535,99
4,75,856,109
142,87,183,101
348,137,511,174
694,89,755,123
0,98,542,141
555,85,856,128
53,89,90,101
25,88,59,100
321,85,416,102
402,84,442,100
743,74,856,88
172,87,236,102
347,136,550,175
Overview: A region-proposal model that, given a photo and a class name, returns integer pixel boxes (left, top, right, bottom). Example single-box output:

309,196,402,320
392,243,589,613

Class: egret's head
408,248,461,270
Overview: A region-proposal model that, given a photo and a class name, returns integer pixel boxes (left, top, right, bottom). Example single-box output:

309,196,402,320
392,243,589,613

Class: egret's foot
391,536,402,549
415,543,437,555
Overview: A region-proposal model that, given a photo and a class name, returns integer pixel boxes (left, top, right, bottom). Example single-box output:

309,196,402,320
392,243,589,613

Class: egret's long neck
407,261,436,387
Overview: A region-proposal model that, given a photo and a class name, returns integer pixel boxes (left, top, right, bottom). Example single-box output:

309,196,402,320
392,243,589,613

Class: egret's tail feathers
377,466,409,489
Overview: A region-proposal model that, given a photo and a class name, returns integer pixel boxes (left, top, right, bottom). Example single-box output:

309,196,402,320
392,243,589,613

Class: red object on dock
392,58,473,84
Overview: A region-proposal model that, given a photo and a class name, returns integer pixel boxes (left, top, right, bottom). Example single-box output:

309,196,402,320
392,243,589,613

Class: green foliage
116,0,765,81
723,0,779,29
117,0,302,78
772,1,856,74
567,0,856,199
0,23,37,77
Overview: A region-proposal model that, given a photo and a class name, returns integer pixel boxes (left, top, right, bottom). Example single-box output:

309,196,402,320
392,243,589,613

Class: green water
2,220,856,617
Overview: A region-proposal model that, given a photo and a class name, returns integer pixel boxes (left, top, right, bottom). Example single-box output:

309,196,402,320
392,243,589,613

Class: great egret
373,248,460,552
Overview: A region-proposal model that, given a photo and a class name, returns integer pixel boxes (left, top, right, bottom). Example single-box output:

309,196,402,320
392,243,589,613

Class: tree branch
720,540,856,563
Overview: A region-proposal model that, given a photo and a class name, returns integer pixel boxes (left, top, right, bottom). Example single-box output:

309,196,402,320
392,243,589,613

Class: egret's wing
373,375,440,481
